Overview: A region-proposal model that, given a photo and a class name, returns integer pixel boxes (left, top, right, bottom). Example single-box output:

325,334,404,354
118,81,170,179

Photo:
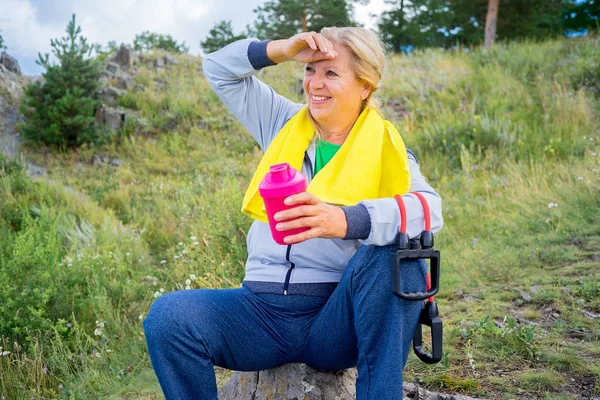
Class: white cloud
0,0,64,55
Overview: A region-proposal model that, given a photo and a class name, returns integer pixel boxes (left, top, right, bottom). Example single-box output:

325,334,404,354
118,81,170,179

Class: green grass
2,34,600,399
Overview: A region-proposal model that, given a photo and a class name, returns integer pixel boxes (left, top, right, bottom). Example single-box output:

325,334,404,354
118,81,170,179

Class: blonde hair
307,27,387,138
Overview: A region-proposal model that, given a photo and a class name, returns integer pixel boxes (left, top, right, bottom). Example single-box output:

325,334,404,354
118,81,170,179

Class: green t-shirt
314,139,342,176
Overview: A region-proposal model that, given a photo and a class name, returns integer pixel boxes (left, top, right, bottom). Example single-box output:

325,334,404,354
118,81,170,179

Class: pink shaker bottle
259,162,309,245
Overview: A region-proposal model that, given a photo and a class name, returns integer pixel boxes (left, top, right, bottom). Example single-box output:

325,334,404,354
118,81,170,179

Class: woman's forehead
309,45,353,70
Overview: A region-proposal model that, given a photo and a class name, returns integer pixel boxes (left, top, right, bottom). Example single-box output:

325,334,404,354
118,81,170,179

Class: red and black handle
390,193,443,364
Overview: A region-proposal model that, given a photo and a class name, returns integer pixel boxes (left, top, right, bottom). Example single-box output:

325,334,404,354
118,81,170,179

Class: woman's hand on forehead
283,32,339,64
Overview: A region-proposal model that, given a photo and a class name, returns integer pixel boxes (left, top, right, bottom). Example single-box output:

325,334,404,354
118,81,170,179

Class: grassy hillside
1,36,599,399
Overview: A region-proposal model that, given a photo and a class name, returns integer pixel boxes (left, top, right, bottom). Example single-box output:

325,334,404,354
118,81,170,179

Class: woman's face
303,44,371,130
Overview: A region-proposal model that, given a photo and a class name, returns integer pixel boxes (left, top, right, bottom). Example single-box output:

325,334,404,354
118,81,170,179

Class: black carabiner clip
413,300,443,364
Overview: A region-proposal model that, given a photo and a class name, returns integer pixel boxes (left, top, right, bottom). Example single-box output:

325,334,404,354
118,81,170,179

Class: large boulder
113,44,133,70
0,52,21,75
219,364,355,400
219,364,487,400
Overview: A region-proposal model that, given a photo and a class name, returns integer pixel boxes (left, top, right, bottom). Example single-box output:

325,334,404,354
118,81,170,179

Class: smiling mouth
311,95,331,103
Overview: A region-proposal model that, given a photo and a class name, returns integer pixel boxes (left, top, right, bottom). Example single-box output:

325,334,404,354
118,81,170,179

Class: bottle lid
259,162,307,198
268,163,293,183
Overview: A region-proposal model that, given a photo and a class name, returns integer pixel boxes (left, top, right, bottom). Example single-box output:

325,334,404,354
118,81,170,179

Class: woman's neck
319,115,358,145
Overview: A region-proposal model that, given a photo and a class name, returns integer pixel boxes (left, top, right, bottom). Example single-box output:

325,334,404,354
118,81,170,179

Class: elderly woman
144,28,443,399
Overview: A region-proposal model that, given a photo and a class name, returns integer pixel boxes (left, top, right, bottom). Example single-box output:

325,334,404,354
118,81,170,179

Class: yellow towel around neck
242,107,411,222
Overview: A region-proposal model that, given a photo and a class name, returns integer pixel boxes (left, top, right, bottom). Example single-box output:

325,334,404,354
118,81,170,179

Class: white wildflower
190,236,197,241
185,285,191,290
94,328,102,336
153,291,161,298
182,249,188,254
160,260,167,264
192,241,200,246
190,274,196,280
185,279,192,286
577,176,583,180
547,202,559,208
159,288,164,293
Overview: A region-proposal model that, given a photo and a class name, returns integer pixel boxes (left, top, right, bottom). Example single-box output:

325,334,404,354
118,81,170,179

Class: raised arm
202,39,302,150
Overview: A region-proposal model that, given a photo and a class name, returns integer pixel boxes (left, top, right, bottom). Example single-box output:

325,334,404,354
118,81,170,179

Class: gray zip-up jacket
202,39,443,294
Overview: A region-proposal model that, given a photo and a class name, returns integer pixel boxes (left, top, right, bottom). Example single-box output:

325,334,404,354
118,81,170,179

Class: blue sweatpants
144,244,427,399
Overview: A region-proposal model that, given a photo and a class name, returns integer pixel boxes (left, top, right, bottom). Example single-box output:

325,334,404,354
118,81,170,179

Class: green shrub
133,31,189,54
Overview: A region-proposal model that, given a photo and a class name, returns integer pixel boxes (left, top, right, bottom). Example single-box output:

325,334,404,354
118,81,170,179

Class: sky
0,0,388,76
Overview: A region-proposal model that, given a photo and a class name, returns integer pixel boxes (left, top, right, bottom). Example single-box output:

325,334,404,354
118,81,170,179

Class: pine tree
200,20,247,54
252,0,361,40
19,14,101,148
0,30,6,50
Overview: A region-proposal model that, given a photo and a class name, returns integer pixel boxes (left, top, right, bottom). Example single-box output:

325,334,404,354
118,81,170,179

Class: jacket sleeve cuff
248,40,276,70
341,204,371,240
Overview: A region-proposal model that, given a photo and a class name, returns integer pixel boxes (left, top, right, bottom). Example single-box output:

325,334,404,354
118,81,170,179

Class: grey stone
101,86,127,107
105,62,120,76
219,364,355,400
163,54,179,66
95,105,132,131
529,285,542,294
154,56,165,68
219,365,488,400
403,382,486,400
113,69,136,91
513,287,532,302
113,44,133,70
109,158,123,167
0,52,21,75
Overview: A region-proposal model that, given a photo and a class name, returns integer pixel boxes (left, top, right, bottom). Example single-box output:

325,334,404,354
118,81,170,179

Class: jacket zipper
283,245,294,295
282,152,310,295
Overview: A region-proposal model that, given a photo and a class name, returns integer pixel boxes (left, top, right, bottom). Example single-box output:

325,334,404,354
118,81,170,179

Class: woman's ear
361,83,372,100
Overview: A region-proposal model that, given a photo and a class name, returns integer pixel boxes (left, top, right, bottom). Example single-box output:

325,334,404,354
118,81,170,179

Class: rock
113,44,133,70
0,52,21,75
219,365,488,400
529,285,542,294
105,61,120,76
91,154,123,167
403,382,486,400
219,364,356,400
101,86,127,107
114,70,136,91
163,54,179,66
512,287,532,302
109,158,123,167
95,105,135,131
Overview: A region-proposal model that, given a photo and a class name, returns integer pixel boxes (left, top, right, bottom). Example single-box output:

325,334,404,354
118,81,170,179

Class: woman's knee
143,291,180,344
